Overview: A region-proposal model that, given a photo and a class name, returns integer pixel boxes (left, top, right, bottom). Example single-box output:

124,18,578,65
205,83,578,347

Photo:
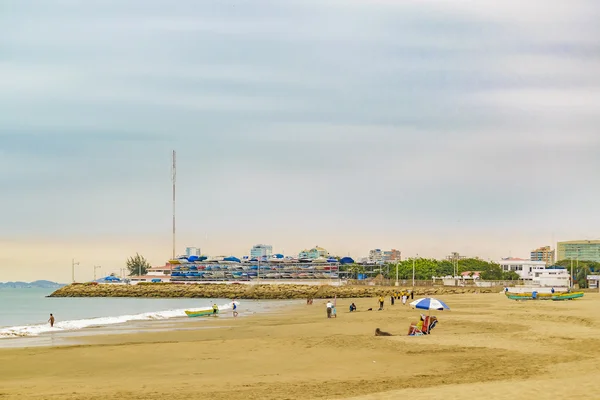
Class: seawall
48,283,497,299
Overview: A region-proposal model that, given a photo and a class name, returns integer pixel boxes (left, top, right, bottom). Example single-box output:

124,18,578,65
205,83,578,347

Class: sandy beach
1,292,599,400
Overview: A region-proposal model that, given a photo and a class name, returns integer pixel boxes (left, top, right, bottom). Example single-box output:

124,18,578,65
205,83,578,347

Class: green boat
507,294,537,300
506,292,584,301
551,292,584,301
185,308,219,317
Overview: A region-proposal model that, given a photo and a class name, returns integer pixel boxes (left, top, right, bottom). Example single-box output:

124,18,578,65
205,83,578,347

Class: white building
368,249,384,264
185,247,201,257
531,269,570,287
147,265,175,276
251,244,273,258
499,258,547,280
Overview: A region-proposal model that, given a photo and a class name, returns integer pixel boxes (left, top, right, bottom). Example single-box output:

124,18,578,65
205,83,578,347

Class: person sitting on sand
349,303,357,312
48,313,55,327
375,328,393,336
416,314,425,331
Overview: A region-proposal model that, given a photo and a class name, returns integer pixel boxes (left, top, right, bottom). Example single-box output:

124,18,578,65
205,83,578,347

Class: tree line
343,258,520,281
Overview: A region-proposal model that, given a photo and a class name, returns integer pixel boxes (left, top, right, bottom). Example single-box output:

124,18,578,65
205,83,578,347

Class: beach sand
1,293,599,399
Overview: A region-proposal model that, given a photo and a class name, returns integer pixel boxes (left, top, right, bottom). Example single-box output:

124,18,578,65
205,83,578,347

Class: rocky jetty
48,283,496,299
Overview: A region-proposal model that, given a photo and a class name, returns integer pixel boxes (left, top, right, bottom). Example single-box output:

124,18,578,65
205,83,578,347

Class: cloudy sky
1,0,599,281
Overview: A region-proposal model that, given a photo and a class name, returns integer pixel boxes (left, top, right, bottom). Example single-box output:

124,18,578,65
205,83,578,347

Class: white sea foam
0,301,239,339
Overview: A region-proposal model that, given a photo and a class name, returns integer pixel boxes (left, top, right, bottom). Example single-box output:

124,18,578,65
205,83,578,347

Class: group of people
378,290,414,310
394,290,414,306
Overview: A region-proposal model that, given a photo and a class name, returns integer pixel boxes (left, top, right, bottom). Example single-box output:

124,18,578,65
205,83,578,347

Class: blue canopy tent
340,257,355,265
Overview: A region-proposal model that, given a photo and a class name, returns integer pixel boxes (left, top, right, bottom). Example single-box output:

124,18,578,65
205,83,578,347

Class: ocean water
0,288,295,343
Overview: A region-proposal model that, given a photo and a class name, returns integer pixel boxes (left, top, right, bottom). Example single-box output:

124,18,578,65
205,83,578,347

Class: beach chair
408,315,427,336
408,316,439,336
426,316,438,334
407,322,424,336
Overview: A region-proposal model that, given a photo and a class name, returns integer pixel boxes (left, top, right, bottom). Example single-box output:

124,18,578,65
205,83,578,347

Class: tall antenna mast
171,150,176,260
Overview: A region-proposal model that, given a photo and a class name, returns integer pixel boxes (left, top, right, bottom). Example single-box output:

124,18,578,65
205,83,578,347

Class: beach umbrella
409,298,450,312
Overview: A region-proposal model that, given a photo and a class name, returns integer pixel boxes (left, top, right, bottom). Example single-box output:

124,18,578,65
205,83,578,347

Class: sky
1,0,599,282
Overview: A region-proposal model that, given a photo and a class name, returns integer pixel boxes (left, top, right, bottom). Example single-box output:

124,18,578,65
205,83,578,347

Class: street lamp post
93,265,101,282
575,247,580,288
395,262,399,286
570,258,574,289
412,253,418,288
71,259,80,283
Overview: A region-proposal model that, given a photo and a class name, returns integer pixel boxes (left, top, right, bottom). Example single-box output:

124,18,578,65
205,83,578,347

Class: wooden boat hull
507,295,536,300
185,309,218,317
551,292,584,301
507,292,584,301
505,292,553,298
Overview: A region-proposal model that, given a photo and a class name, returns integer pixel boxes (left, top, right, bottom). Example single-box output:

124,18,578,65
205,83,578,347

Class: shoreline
1,293,598,400
0,298,301,348
49,283,498,299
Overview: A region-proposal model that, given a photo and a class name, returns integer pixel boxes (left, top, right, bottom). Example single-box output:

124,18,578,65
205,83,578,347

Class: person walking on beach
326,300,333,318
410,290,414,300
331,304,337,318
390,295,395,306
402,293,408,305
378,296,384,310
232,299,238,317
48,314,55,327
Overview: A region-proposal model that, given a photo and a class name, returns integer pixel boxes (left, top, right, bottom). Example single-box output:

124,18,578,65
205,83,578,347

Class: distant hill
0,280,65,289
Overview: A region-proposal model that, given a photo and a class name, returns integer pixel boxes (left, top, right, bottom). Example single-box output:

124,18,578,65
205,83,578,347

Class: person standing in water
48,314,55,327
212,303,219,315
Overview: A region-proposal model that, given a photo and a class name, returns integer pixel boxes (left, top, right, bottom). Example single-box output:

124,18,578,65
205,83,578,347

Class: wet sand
0,293,599,399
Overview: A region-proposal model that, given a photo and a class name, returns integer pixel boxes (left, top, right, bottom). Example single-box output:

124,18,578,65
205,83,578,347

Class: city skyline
1,236,593,283
2,0,599,281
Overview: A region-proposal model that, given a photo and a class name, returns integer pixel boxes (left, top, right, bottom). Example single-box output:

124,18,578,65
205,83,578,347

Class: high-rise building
557,240,600,263
250,244,273,258
383,249,401,262
185,247,201,257
299,246,329,259
368,249,401,264
530,246,555,265
368,249,384,264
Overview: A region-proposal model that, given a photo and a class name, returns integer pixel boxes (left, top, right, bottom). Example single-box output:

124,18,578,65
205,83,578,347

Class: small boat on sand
506,291,584,301
551,292,584,301
185,308,218,317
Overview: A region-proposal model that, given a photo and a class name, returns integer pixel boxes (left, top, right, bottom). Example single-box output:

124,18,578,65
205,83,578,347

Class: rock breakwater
49,283,496,299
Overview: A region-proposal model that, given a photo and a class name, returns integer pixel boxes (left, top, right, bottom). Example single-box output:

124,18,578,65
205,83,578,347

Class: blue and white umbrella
410,297,450,312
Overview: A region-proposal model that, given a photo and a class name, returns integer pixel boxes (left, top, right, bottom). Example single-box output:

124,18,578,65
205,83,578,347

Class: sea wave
0,301,238,339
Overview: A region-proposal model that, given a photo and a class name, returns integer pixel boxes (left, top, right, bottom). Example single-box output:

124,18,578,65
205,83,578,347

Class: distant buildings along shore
557,240,600,263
